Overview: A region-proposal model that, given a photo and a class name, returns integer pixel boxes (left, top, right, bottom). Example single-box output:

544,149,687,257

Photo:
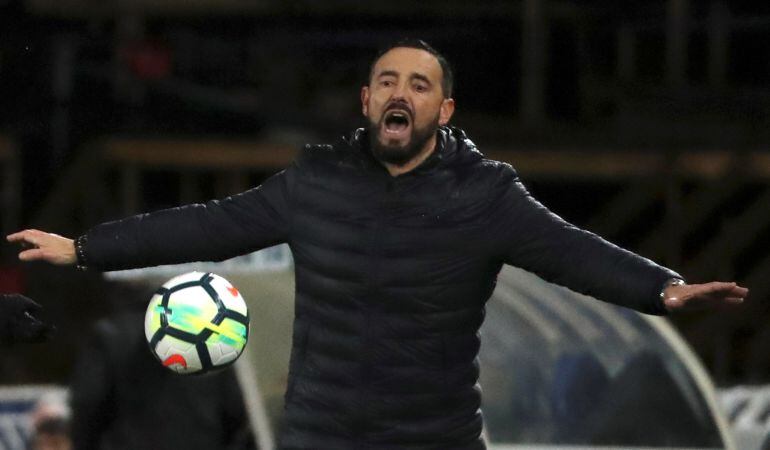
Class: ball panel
155,335,203,374
208,273,248,316
206,340,240,366
206,317,248,350
196,341,213,371
160,271,208,289
164,286,219,335
144,294,164,342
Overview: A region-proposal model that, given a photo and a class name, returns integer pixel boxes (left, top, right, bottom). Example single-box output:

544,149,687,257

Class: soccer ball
144,271,250,374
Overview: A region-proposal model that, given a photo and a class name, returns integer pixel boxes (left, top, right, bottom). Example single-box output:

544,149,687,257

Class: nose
391,80,409,100
390,94,407,108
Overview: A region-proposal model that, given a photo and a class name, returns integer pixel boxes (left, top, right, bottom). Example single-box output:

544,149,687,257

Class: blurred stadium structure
720,385,770,450
0,385,66,450
1,0,770,446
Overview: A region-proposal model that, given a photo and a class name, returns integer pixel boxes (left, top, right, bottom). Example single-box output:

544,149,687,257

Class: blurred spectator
27,390,72,450
70,283,255,450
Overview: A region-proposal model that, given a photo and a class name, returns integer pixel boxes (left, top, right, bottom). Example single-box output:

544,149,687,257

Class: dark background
1,0,769,387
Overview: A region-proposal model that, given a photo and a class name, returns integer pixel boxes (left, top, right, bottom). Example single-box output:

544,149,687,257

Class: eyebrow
376,70,433,85
411,73,431,85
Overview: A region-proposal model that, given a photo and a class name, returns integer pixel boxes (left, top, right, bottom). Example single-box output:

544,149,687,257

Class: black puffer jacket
82,127,680,449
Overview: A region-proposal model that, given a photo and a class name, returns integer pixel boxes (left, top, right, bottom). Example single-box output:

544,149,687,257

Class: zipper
357,176,395,448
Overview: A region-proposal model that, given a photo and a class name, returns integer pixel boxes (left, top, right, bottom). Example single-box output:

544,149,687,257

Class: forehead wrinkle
376,69,399,79
375,69,433,85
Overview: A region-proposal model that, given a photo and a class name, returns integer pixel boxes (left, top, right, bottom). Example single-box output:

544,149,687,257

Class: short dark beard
368,114,440,167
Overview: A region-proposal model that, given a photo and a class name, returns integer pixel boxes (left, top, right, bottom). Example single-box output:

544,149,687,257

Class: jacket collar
344,126,483,175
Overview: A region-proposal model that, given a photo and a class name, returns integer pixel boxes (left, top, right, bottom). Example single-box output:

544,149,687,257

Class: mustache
383,101,413,118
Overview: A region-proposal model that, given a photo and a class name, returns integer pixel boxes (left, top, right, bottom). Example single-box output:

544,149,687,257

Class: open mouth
383,110,411,135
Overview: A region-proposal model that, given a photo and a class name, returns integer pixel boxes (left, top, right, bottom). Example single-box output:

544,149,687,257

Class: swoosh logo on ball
227,286,239,297
163,354,187,368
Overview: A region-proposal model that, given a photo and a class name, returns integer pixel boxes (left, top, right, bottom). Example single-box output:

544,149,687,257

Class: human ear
361,86,370,116
439,98,455,126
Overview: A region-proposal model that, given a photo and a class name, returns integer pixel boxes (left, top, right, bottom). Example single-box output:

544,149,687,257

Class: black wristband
75,234,89,271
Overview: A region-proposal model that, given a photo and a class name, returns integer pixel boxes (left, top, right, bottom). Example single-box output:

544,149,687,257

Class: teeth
386,111,409,123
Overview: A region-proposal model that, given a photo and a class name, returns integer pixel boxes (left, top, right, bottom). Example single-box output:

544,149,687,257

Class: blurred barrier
0,385,67,450
719,385,770,450
483,265,733,449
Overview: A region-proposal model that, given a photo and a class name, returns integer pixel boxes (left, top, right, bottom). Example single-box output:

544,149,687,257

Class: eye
380,79,394,87
414,83,428,93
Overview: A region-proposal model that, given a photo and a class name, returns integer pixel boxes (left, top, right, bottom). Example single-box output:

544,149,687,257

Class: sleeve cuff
74,234,89,271
659,277,685,311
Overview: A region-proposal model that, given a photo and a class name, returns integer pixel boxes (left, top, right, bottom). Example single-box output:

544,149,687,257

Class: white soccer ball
144,271,250,374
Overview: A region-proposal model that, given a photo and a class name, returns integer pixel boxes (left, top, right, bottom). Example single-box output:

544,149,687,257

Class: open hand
6,229,76,265
664,281,749,311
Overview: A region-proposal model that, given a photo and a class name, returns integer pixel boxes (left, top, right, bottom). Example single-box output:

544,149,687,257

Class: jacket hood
439,126,485,167
344,126,484,173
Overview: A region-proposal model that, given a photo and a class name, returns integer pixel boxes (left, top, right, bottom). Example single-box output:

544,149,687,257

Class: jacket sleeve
491,164,680,315
82,165,294,272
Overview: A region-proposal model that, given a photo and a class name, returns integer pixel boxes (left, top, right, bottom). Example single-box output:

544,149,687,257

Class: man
7,40,748,449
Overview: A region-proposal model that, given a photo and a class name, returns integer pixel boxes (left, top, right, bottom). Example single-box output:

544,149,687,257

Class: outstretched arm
7,167,294,271
491,165,748,314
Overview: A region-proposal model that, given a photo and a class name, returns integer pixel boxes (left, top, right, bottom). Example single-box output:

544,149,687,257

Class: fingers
732,286,750,297
7,230,44,261
7,229,42,244
6,229,76,265
667,280,749,311
6,229,52,252
6,230,25,242
700,282,749,303
18,248,47,262
7,229,64,244
698,281,736,292
697,281,749,297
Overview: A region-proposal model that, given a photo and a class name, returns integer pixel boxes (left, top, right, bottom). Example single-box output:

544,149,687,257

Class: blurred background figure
27,391,71,450
0,294,54,345
69,283,256,450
